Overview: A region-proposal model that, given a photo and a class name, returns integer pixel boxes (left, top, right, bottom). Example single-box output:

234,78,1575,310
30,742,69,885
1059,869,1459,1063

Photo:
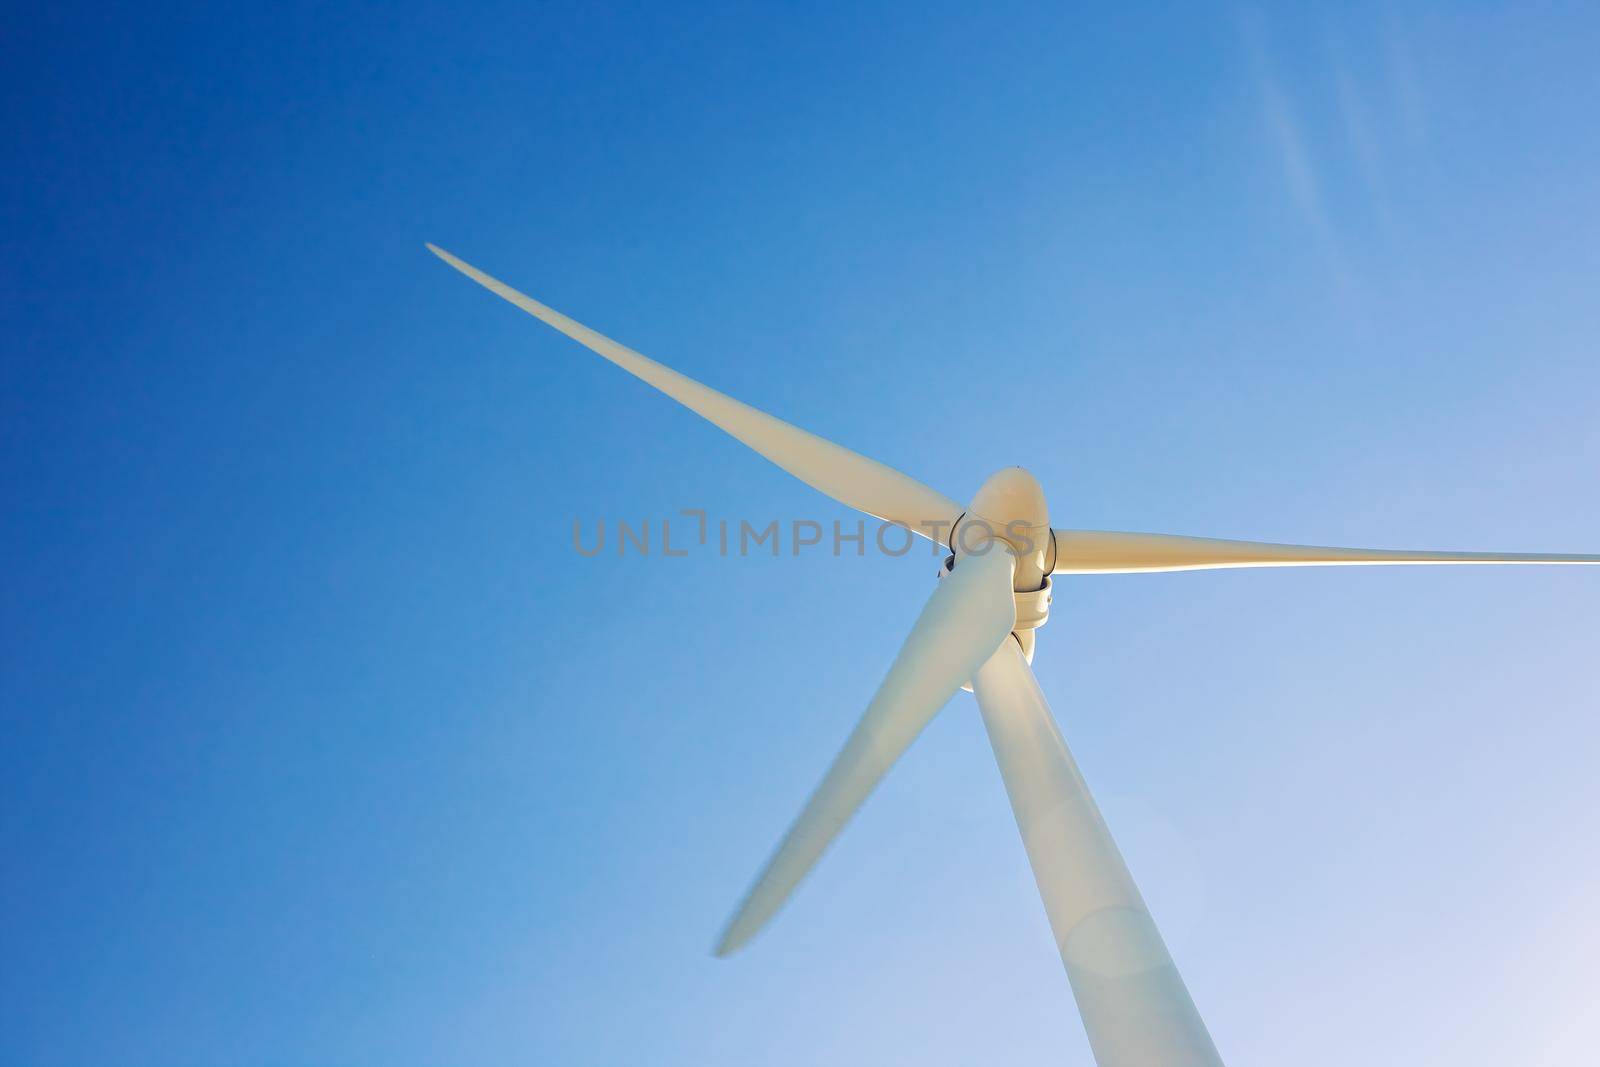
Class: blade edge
1054,528,1600,574
428,244,962,539
715,546,1019,955
974,641,1224,1067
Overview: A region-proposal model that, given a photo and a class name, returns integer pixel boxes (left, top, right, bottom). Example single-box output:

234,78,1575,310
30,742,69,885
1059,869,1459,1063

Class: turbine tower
429,244,1597,1067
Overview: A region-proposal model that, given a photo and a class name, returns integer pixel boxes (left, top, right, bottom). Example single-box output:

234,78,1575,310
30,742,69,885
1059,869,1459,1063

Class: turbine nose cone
958,467,1052,589
969,467,1049,532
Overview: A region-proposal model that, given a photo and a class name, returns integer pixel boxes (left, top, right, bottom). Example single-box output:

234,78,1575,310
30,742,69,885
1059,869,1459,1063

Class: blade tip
712,919,752,958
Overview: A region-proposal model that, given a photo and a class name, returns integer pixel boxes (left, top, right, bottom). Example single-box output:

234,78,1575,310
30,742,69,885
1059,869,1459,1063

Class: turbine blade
1052,529,1600,574
427,244,962,539
973,640,1223,1067
716,545,1019,955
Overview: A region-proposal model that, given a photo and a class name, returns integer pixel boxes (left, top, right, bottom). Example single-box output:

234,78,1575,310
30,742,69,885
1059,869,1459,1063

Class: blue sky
4,3,1598,1064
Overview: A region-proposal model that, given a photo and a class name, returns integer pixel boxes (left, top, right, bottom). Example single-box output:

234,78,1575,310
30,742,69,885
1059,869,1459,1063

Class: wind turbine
428,244,1597,1067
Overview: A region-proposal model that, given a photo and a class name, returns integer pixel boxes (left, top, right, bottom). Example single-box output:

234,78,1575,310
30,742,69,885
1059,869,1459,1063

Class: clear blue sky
4,3,1598,1064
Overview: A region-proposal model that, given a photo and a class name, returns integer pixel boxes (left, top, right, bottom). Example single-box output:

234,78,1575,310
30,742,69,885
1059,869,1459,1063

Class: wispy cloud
1327,25,1394,231
1382,10,1429,147
1257,72,1331,236
1235,9,1351,287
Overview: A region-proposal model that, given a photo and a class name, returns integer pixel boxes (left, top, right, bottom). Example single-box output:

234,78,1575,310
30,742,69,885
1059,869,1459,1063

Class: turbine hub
954,466,1053,591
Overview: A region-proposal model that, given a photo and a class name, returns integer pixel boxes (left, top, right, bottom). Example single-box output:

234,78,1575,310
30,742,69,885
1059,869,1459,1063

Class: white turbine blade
716,545,1018,956
428,244,962,539
1053,528,1600,574
973,640,1223,1067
